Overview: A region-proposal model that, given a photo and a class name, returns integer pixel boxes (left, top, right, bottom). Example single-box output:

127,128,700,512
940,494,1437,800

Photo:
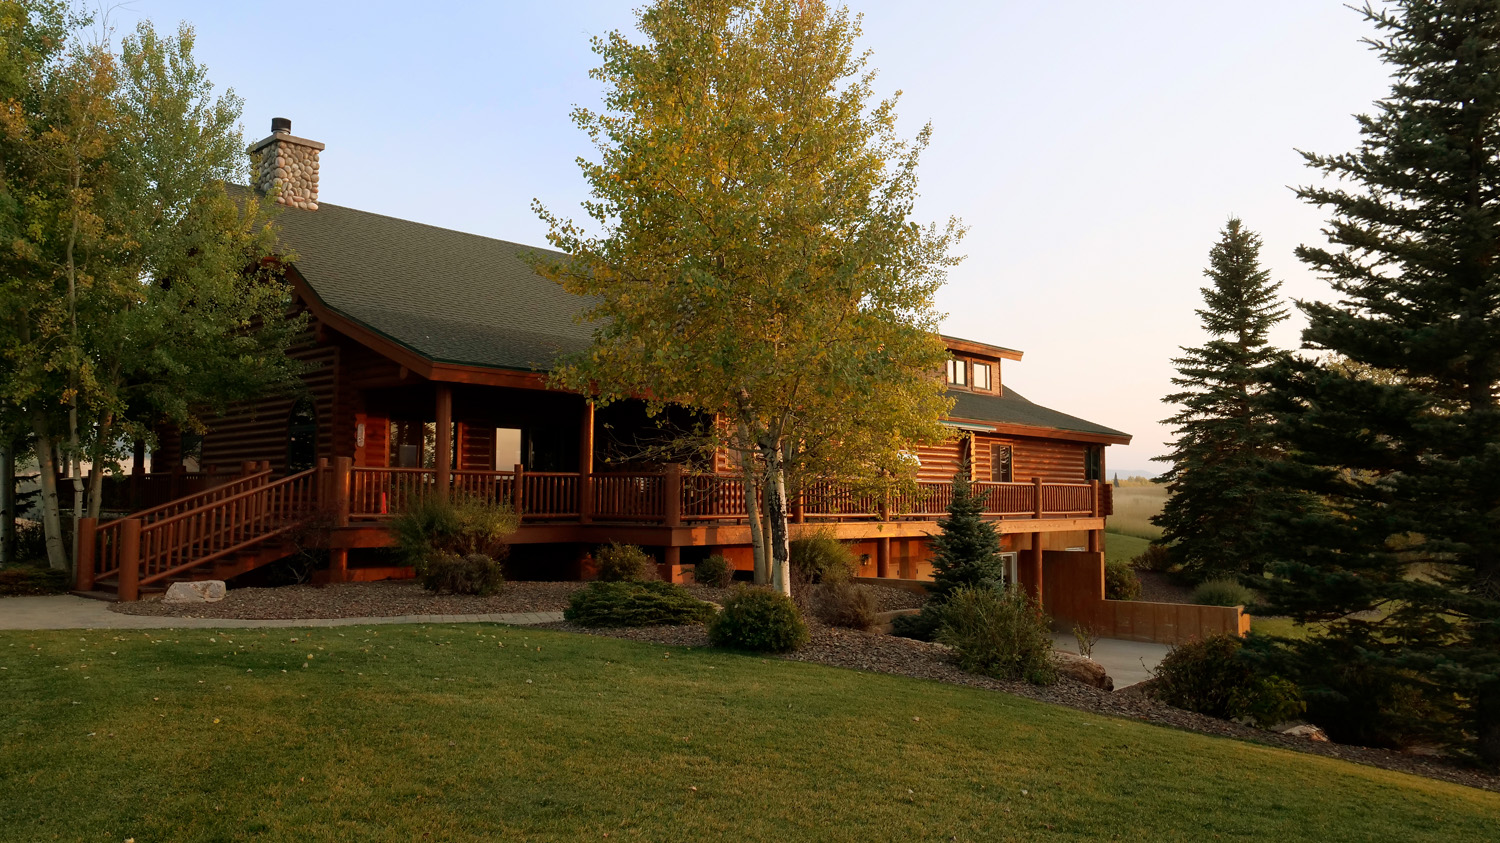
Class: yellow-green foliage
1108,485,1167,540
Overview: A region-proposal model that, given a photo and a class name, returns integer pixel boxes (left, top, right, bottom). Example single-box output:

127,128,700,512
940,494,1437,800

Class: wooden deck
76,459,1111,599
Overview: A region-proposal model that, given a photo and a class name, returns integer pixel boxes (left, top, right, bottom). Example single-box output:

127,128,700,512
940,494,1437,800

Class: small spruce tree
893,458,1004,640
928,461,1006,599
1152,218,1300,582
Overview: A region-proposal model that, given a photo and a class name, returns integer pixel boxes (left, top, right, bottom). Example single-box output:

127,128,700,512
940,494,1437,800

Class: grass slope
1108,486,1167,540
2,626,1495,842
1104,531,1152,569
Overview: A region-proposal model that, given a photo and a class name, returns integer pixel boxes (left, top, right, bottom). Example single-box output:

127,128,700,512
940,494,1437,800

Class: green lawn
1104,530,1151,568
3,626,1495,842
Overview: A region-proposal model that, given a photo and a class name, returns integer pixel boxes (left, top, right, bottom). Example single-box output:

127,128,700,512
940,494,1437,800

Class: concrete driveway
1051,632,1169,689
0,594,562,630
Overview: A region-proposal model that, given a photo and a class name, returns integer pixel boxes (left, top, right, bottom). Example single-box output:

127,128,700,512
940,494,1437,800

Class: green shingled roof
947,388,1130,440
270,198,592,372
263,194,1127,440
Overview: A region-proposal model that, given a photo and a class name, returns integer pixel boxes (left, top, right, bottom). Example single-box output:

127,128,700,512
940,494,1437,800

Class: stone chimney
248,117,324,210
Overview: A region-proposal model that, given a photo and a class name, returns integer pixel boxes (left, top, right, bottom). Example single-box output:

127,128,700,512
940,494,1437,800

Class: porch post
1087,529,1100,553
435,385,453,499
118,519,141,602
1090,479,1100,517
664,463,683,528
579,401,594,524
1032,476,1043,518
512,463,526,515
1028,531,1044,603
876,536,890,578
332,457,352,527
75,517,97,591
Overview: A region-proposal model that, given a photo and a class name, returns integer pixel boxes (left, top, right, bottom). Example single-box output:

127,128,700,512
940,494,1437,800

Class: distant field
1108,485,1166,540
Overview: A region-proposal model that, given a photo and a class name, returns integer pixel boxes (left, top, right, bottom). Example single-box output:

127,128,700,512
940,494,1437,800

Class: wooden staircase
75,465,325,601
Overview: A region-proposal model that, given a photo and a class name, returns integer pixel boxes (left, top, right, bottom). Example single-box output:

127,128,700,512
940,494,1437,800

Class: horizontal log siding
913,439,962,483
200,330,337,475
972,435,1087,484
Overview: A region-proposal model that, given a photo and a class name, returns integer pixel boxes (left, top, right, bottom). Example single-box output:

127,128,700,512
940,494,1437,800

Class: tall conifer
1258,1,1500,763
1152,218,1294,582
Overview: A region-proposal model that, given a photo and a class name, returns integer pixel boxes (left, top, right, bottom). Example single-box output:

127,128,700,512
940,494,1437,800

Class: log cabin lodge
76,119,1155,630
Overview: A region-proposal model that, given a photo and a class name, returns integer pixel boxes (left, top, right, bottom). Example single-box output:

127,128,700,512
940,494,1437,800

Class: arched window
286,396,318,472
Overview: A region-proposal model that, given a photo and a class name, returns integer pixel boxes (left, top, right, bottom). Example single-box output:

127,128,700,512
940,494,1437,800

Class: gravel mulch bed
1134,569,1194,604
108,580,597,619
542,619,1500,794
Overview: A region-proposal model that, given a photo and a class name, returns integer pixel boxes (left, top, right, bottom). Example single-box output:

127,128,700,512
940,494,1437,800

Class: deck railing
320,465,1100,527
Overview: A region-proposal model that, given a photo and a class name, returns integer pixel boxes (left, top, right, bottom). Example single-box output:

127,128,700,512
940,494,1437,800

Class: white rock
163,581,227,604
1278,723,1330,742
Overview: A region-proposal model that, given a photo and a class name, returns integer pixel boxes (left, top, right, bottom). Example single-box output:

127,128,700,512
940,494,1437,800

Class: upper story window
972,362,992,391
945,358,967,386
990,444,1013,482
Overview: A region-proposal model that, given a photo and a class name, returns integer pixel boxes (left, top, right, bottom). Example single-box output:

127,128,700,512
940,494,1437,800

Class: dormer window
973,362,992,391
946,359,967,386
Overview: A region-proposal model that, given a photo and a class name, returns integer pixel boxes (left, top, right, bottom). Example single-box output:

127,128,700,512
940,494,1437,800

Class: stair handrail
88,466,319,595
97,467,274,528
133,467,321,589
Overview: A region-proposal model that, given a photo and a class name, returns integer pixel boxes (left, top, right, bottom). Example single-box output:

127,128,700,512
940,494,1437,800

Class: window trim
972,362,992,391
990,443,1013,483
946,357,967,386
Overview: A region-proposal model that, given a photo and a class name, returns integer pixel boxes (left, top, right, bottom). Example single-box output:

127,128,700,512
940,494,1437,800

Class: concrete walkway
1051,632,1169,689
0,595,564,631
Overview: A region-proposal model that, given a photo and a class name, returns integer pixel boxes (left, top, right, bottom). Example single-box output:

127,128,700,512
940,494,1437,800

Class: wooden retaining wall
1041,550,1250,646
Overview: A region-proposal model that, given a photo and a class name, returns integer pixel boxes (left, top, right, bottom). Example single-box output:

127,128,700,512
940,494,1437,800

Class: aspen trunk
29,415,68,570
737,442,768,585
761,442,792,597
0,435,13,565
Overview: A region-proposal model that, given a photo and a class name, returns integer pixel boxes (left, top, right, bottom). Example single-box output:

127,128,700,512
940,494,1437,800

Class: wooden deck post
332,457,352,527
1028,531,1044,603
579,402,594,524
513,463,526,515
118,519,142,602
661,545,683,582
435,385,453,500
329,548,349,584
1090,479,1100,517
876,536,891,579
1032,477,1043,519
1088,529,1101,553
75,517,97,592
664,463,683,528
792,491,806,524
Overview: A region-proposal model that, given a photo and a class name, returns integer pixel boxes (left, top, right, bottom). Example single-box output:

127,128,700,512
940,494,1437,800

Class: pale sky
122,1,1395,473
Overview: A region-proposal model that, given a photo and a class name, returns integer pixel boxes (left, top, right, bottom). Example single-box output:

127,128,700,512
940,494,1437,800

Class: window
999,552,1019,587
990,443,1013,483
945,358,967,386
286,397,317,472
1086,446,1102,482
972,362,992,391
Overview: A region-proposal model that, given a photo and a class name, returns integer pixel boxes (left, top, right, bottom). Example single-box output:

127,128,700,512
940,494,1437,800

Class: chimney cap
271,117,292,134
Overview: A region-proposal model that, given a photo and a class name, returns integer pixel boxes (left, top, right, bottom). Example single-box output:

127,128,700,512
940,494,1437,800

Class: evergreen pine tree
1152,218,1297,582
1257,0,1500,763
928,463,1006,600
891,459,1004,640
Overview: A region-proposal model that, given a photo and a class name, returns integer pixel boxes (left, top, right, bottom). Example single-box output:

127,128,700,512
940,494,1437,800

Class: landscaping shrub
708,587,809,652
14,520,48,563
1105,558,1141,601
789,530,855,584
938,586,1057,685
595,542,657,582
1152,634,1304,727
1131,543,1173,572
1190,578,1255,607
811,581,878,630
693,553,734,588
1241,629,1452,749
564,580,716,627
891,604,943,641
420,553,504,596
0,564,70,596
390,494,518,574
